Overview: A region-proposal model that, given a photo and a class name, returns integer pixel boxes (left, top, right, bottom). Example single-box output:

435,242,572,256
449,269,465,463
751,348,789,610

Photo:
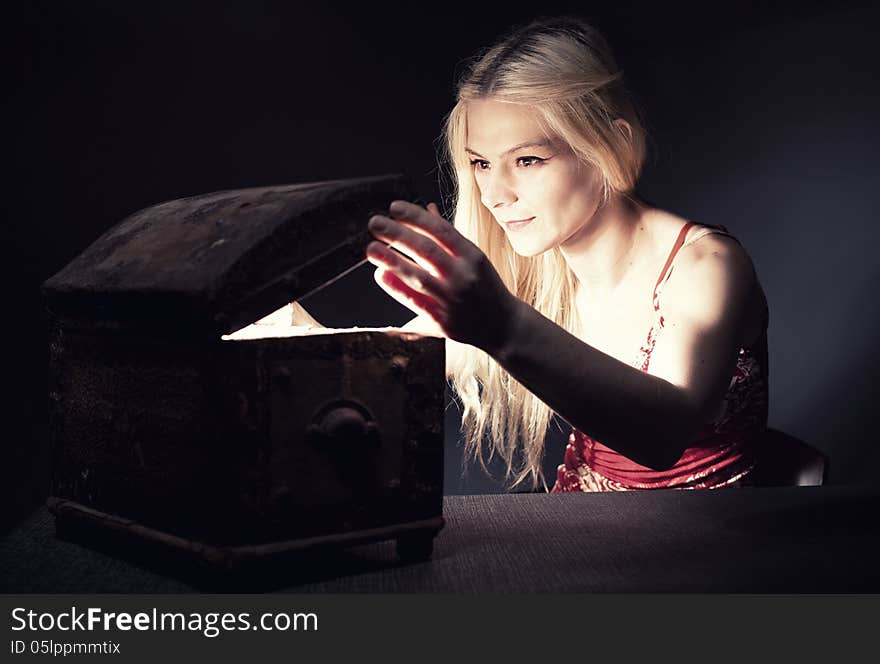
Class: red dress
550,222,768,492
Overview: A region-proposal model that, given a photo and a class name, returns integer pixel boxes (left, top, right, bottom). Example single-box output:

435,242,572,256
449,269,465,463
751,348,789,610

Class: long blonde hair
440,16,648,491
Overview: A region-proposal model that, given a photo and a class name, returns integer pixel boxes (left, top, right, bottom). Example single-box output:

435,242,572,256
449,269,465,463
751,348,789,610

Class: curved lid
43,174,415,337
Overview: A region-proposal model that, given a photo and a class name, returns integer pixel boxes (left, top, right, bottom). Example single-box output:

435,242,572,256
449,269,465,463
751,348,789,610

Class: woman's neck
558,192,650,303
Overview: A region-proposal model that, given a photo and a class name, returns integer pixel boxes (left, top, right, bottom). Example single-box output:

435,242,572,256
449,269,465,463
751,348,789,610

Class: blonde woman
364,16,769,493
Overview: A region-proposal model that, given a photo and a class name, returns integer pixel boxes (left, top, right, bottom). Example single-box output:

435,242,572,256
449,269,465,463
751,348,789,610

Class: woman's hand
366,200,522,356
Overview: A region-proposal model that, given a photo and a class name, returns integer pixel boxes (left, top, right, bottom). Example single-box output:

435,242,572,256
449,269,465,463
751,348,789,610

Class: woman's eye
469,156,545,171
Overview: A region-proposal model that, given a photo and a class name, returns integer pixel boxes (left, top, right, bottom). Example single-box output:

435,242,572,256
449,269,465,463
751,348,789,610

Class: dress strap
637,223,739,370
651,222,693,311
652,223,739,311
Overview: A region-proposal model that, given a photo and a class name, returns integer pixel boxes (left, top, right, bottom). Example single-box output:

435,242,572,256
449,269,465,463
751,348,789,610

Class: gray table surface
2,485,878,592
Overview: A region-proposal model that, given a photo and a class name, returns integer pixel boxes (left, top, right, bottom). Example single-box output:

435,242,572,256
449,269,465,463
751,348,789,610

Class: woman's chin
508,239,552,258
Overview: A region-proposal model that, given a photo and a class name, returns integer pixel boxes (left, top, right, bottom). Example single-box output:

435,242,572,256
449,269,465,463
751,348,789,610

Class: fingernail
370,217,387,231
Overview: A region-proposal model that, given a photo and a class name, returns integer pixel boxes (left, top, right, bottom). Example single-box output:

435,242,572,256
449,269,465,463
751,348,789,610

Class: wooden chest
42,175,446,577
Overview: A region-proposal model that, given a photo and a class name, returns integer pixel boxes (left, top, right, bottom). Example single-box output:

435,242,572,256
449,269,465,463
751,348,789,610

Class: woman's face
465,97,605,257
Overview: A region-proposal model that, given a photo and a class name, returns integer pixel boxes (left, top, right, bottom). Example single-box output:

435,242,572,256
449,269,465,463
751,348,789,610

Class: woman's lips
504,216,535,231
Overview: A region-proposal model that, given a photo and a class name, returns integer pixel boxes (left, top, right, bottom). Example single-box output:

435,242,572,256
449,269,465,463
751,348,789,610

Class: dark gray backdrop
4,1,878,532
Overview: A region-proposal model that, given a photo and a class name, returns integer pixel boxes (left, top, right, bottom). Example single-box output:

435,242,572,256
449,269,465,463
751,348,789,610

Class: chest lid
42,174,414,338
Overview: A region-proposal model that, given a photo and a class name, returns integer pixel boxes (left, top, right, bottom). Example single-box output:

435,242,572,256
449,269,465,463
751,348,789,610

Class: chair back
748,428,828,487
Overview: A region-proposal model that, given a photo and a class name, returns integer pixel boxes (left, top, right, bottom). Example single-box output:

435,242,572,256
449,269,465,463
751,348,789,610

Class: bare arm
490,235,755,470
363,200,754,469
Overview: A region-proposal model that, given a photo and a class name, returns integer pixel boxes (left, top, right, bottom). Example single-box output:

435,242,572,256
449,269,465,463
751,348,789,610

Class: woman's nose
481,171,517,209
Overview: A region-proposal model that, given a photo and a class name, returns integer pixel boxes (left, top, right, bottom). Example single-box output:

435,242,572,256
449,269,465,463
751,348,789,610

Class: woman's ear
613,118,633,142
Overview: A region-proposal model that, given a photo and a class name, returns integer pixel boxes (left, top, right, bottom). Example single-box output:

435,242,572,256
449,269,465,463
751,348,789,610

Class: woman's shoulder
679,225,751,271
645,208,752,274
648,210,767,347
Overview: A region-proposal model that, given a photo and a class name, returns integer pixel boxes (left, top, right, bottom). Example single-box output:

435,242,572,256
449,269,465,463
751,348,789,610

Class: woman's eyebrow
465,139,555,160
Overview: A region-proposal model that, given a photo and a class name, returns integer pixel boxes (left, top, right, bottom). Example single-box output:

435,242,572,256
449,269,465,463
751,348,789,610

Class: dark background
4,1,878,533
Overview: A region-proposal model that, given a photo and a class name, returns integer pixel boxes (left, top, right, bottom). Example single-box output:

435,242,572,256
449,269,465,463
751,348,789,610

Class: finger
371,232,440,278
369,214,456,278
366,240,451,303
366,217,430,276
372,266,448,323
388,200,469,258
386,203,443,243
390,223,444,277
408,202,442,240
